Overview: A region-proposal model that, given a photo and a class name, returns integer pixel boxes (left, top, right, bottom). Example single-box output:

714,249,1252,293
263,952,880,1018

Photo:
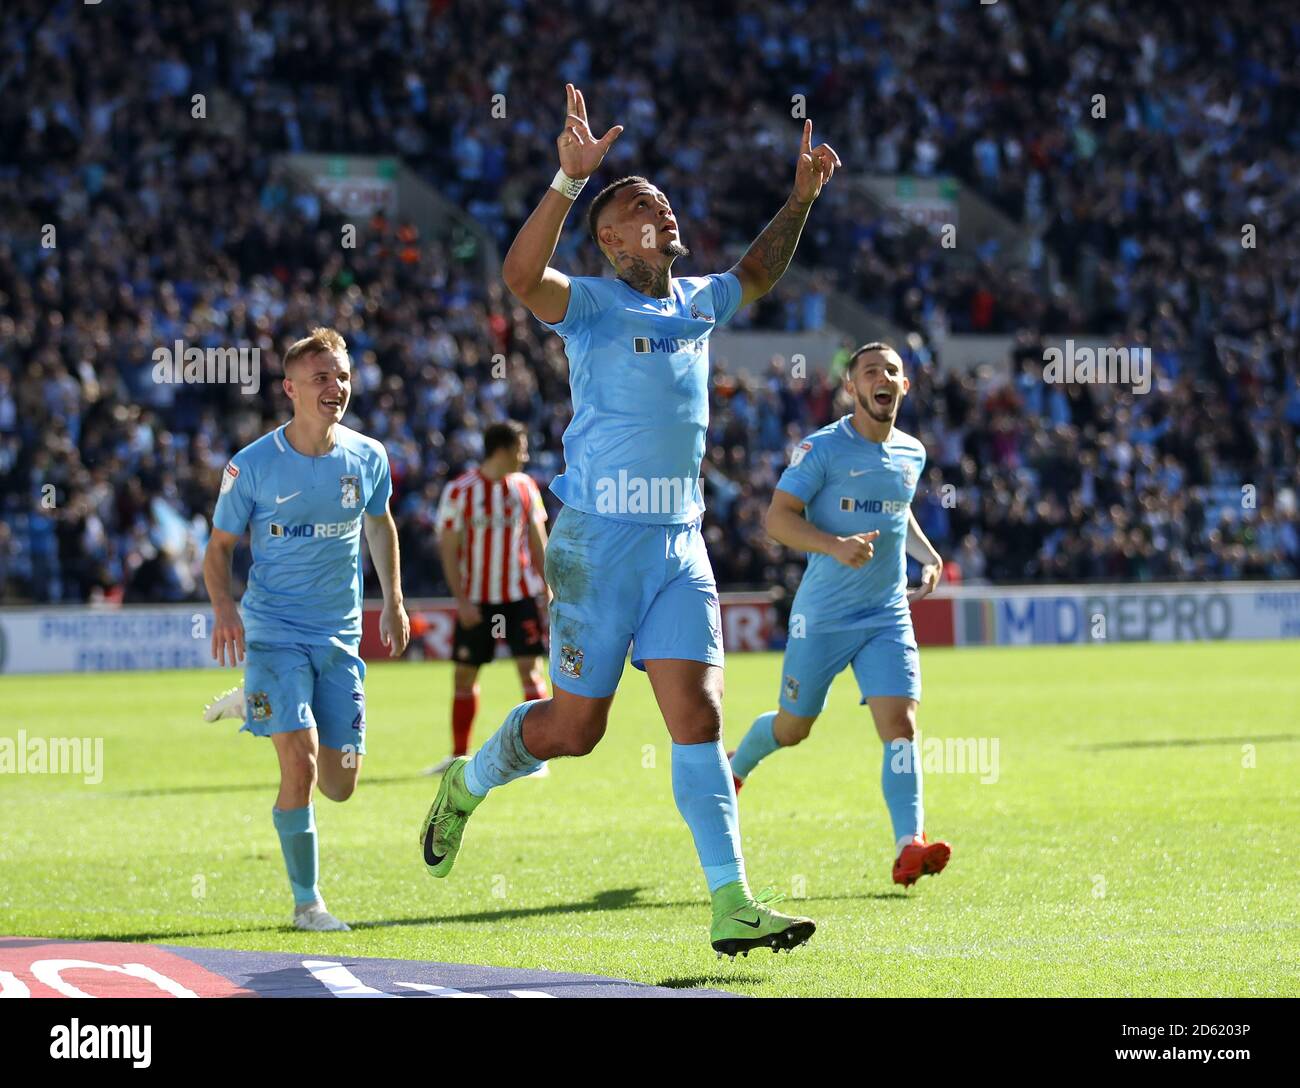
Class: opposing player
425,420,551,777
419,84,840,957
204,327,410,931
728,342,952,887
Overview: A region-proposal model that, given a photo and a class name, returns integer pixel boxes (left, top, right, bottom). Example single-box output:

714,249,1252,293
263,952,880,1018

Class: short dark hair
847,341,896,374
483,420,526,458
586,175,649,246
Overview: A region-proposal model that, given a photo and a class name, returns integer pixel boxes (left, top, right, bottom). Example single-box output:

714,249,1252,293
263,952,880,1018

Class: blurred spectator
2,0,1297,604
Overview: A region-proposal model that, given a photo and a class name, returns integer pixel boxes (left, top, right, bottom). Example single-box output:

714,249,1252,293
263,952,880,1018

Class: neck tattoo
616,253,671,298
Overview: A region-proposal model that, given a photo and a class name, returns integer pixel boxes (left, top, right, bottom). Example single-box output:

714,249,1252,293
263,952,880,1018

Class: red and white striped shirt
437,469,547,604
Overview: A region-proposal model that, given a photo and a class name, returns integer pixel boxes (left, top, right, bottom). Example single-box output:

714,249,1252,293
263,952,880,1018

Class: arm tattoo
746,198,811,285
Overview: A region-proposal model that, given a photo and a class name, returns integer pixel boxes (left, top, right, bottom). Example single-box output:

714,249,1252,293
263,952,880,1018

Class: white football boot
293,901,351,932
203,685,246,722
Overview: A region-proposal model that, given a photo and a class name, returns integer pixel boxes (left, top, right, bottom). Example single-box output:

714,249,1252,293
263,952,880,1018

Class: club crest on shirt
339,475,360,509
689,302,714,322
247,690,272,722
559,643,584,679
901,463,917,488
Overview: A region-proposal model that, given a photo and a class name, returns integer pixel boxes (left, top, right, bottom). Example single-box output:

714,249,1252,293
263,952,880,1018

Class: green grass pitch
3,642,1296,997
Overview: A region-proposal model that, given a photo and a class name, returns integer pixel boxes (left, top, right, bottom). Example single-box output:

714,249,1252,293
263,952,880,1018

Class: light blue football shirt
539,272,742,524
212,422,392,645
776,415,927,631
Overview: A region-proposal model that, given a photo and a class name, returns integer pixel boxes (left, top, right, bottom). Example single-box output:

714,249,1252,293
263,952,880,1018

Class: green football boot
419,758,483,878
710,883,816,958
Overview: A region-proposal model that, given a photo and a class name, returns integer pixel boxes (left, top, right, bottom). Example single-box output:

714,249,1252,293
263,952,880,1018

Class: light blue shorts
241,639,367,754
778,618,921,716
544,506,723,698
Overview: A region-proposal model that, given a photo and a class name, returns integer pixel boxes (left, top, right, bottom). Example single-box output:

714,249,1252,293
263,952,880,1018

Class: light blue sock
731,710,780,780
881,738,924,846
463,701,541,797
272,804,319,907
671,740,746,893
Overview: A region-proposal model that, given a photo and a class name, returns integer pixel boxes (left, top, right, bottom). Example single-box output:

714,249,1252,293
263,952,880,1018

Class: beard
857,389,896,423
663,238,690,258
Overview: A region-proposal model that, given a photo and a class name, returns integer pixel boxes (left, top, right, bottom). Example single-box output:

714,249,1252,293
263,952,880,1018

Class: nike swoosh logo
423,826,444,867
849,469,869,477
734,913,762,928
275,491,302,504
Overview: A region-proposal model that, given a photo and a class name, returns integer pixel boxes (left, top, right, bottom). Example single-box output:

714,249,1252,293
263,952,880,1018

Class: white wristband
551,169,587,200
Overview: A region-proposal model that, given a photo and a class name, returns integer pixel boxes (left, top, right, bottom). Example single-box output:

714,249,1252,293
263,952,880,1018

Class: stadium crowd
1,0,1297,605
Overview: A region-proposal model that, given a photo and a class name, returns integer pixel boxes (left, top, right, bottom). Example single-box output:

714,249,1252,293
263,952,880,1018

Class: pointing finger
801,118,813,156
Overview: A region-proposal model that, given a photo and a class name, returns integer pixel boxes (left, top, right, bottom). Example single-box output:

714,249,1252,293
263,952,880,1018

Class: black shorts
452,596,546,667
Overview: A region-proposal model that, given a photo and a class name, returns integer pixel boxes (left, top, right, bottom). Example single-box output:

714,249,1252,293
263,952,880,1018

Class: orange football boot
892,834,951,887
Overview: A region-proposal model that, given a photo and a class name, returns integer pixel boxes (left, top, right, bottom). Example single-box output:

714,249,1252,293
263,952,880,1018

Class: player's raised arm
765,488,878,569
729,119,840,310
501,84,623,324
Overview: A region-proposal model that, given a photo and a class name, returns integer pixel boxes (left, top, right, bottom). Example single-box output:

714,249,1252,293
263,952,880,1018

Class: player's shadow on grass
353,886,653,929
73,891,904,943
103,773,431,799
1077,732,1299,751
353,889,907,930
659,975,766,989
79,888,658,941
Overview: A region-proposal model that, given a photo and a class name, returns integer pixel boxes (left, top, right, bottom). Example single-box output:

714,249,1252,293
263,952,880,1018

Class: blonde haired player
203,327,409,930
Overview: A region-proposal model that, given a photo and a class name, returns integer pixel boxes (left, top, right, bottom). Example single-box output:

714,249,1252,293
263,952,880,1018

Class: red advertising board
360,595,955,661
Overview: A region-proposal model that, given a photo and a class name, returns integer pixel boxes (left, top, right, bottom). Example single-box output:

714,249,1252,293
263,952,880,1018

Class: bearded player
419,85,840,957
205,327,410,931
728,342,952,888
